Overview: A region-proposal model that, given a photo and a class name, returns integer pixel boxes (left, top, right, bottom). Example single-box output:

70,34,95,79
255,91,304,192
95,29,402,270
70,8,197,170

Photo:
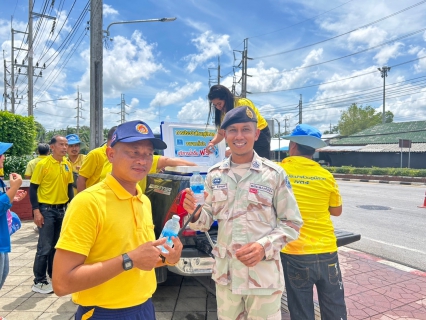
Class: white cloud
373,42,404,65
177,97,209,123
150,82,202,107
103,4,118,17
184,31,230,73
408,45,421,55
347,26,388,48
414,48,426,73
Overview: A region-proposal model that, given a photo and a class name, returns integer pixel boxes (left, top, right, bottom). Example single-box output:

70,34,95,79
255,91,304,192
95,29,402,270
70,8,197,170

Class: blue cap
111,120,167,150
220,106,258,130
66,134,81,145
0,142,13,155
282,124,327,149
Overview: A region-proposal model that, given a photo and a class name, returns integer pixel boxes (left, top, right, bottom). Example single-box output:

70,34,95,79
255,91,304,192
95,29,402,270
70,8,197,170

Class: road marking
363,236,426,255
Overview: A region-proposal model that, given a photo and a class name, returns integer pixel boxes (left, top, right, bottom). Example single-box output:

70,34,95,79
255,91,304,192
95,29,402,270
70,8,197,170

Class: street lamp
103,17,177,39
378,66,391,124
272,118,280,161
34,98,69,109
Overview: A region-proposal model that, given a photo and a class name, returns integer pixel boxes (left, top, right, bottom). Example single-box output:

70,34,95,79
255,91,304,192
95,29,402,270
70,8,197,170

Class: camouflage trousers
216,284,282,320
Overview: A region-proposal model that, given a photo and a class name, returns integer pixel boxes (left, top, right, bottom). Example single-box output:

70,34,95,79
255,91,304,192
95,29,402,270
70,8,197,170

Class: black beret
220,106,258,130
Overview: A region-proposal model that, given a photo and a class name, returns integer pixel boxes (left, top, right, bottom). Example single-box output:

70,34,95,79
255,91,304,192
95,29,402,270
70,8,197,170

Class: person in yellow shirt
138,155,197,193
66,134,86,195
29,135,74,294
53,120,183,319
206,84,271,159
24,143,50,179
76,126,116,192
279,124,347,320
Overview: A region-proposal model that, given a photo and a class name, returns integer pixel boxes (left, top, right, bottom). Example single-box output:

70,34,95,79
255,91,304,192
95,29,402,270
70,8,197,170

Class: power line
248,0,354,40
253,0,426,60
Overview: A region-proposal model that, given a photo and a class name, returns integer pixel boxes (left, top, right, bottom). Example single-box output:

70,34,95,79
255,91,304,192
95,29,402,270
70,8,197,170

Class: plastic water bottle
190,171,204,205
158,215,181,253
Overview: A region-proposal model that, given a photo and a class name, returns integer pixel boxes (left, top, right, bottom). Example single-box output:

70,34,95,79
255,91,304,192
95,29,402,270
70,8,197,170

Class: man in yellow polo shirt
76,126,117,192
53,120,183,320
29,135,74,294
279,124,347,320
66,134,86,195
24,143,50,179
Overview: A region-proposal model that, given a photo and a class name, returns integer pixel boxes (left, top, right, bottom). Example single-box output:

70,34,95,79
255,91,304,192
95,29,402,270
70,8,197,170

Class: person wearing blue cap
183,107,303,320
0,142,27,290
53,120,183,320
66,134,86,195
279,124,347,320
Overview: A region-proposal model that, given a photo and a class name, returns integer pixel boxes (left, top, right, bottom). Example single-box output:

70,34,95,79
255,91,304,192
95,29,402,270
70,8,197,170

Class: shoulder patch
262,159,283,173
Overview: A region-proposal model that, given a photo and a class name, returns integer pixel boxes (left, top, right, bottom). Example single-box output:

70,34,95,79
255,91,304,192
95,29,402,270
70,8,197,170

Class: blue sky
1,0,426,135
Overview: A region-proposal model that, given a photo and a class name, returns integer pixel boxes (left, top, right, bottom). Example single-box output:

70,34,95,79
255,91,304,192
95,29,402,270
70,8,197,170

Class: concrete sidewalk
1,222,426,319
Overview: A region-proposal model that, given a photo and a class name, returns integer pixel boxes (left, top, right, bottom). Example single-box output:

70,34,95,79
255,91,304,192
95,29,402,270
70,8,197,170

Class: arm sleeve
256,172,303,260
67,183,74,203
0,193,12,216
329,178,342,207
29,183,40,209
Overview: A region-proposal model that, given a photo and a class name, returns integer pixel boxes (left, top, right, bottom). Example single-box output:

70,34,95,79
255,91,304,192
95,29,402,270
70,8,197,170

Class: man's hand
160,236,183,265
235,242,265,267
182,188,204,222
128,238,166,271
13,189,27,202
33,209,44,228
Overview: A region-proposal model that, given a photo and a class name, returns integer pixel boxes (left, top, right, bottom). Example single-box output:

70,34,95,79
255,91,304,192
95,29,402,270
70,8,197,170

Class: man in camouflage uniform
184,106,303,320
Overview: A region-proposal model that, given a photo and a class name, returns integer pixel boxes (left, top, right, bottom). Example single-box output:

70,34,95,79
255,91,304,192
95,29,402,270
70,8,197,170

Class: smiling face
107,139,154,185
67,143,81,156
211,98,225,111
224,122,260,164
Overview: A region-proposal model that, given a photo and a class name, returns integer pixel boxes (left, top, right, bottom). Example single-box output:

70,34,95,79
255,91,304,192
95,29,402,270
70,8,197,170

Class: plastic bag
7,210,21,235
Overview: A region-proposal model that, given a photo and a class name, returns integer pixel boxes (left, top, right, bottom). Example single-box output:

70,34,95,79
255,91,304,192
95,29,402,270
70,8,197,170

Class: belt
39,203,66,209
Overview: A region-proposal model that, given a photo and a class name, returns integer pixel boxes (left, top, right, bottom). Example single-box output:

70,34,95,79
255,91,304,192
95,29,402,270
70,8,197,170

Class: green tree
35,121,47,142
323,125,339,134
337,103,393,136
0,111,36,156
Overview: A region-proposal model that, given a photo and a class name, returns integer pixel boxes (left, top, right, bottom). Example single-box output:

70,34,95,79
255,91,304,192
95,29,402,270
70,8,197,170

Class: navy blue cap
282,124,327,149
66,134,81,145
0,142,13,155
111,120,167,150
220,106,258,130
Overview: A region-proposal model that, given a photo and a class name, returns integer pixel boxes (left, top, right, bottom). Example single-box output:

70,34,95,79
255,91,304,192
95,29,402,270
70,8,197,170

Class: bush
334,166,352,174
4,155,33,177
351,167,370,174
369,167,389,175
0,112,36,156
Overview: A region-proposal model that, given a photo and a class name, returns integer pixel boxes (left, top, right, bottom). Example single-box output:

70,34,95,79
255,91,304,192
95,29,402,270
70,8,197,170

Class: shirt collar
104,174,143,202
219,150,263,171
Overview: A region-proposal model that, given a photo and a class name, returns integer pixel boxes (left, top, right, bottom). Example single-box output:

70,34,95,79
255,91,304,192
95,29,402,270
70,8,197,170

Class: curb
339,247,426,277
334,177,425,186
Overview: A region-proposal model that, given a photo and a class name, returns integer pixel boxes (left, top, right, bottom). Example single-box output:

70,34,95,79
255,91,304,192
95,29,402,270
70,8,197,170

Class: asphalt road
332,180,426,272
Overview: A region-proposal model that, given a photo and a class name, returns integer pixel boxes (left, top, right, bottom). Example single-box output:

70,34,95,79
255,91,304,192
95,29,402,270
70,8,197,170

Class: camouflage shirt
189,151,303,295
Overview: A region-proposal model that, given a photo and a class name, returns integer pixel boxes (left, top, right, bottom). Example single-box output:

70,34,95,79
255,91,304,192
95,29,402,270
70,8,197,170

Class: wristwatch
122,253,133,271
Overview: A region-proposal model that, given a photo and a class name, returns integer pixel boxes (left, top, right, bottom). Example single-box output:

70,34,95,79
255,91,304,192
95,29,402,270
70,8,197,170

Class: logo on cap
246,108,254,119
136,124,148,134
111,133,117,143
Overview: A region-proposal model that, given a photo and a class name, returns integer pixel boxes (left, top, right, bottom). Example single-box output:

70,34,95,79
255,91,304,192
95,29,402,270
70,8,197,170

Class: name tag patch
212,184,227,190
249,183,273,195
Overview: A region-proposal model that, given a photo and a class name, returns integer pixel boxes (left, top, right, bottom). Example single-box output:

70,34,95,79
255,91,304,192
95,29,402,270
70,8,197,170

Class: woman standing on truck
206,84,271,159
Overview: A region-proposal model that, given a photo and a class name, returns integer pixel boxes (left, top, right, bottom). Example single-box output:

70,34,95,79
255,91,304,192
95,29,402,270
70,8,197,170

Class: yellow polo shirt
78,145,111,188
220,98,268,130
30,155,73,204
0,168,3,177
280,156,342,254
138,155,160,193
56,174,156,308
25,155,48,177
68,154,86,173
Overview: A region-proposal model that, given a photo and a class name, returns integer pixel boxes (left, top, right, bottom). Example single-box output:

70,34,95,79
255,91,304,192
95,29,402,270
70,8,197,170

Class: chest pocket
247,191,274,223
211,189,228,219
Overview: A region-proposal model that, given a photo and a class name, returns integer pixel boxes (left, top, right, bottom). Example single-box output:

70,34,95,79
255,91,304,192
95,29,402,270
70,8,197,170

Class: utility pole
272,118,280,161
3,58,8,111
208,56,221,88
119,93,129,124
284,117,289,135
298,94,302,124
378,66,391,124
26,2,55,116
90,0,103,149
241,38,252,98
75,86,84,135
